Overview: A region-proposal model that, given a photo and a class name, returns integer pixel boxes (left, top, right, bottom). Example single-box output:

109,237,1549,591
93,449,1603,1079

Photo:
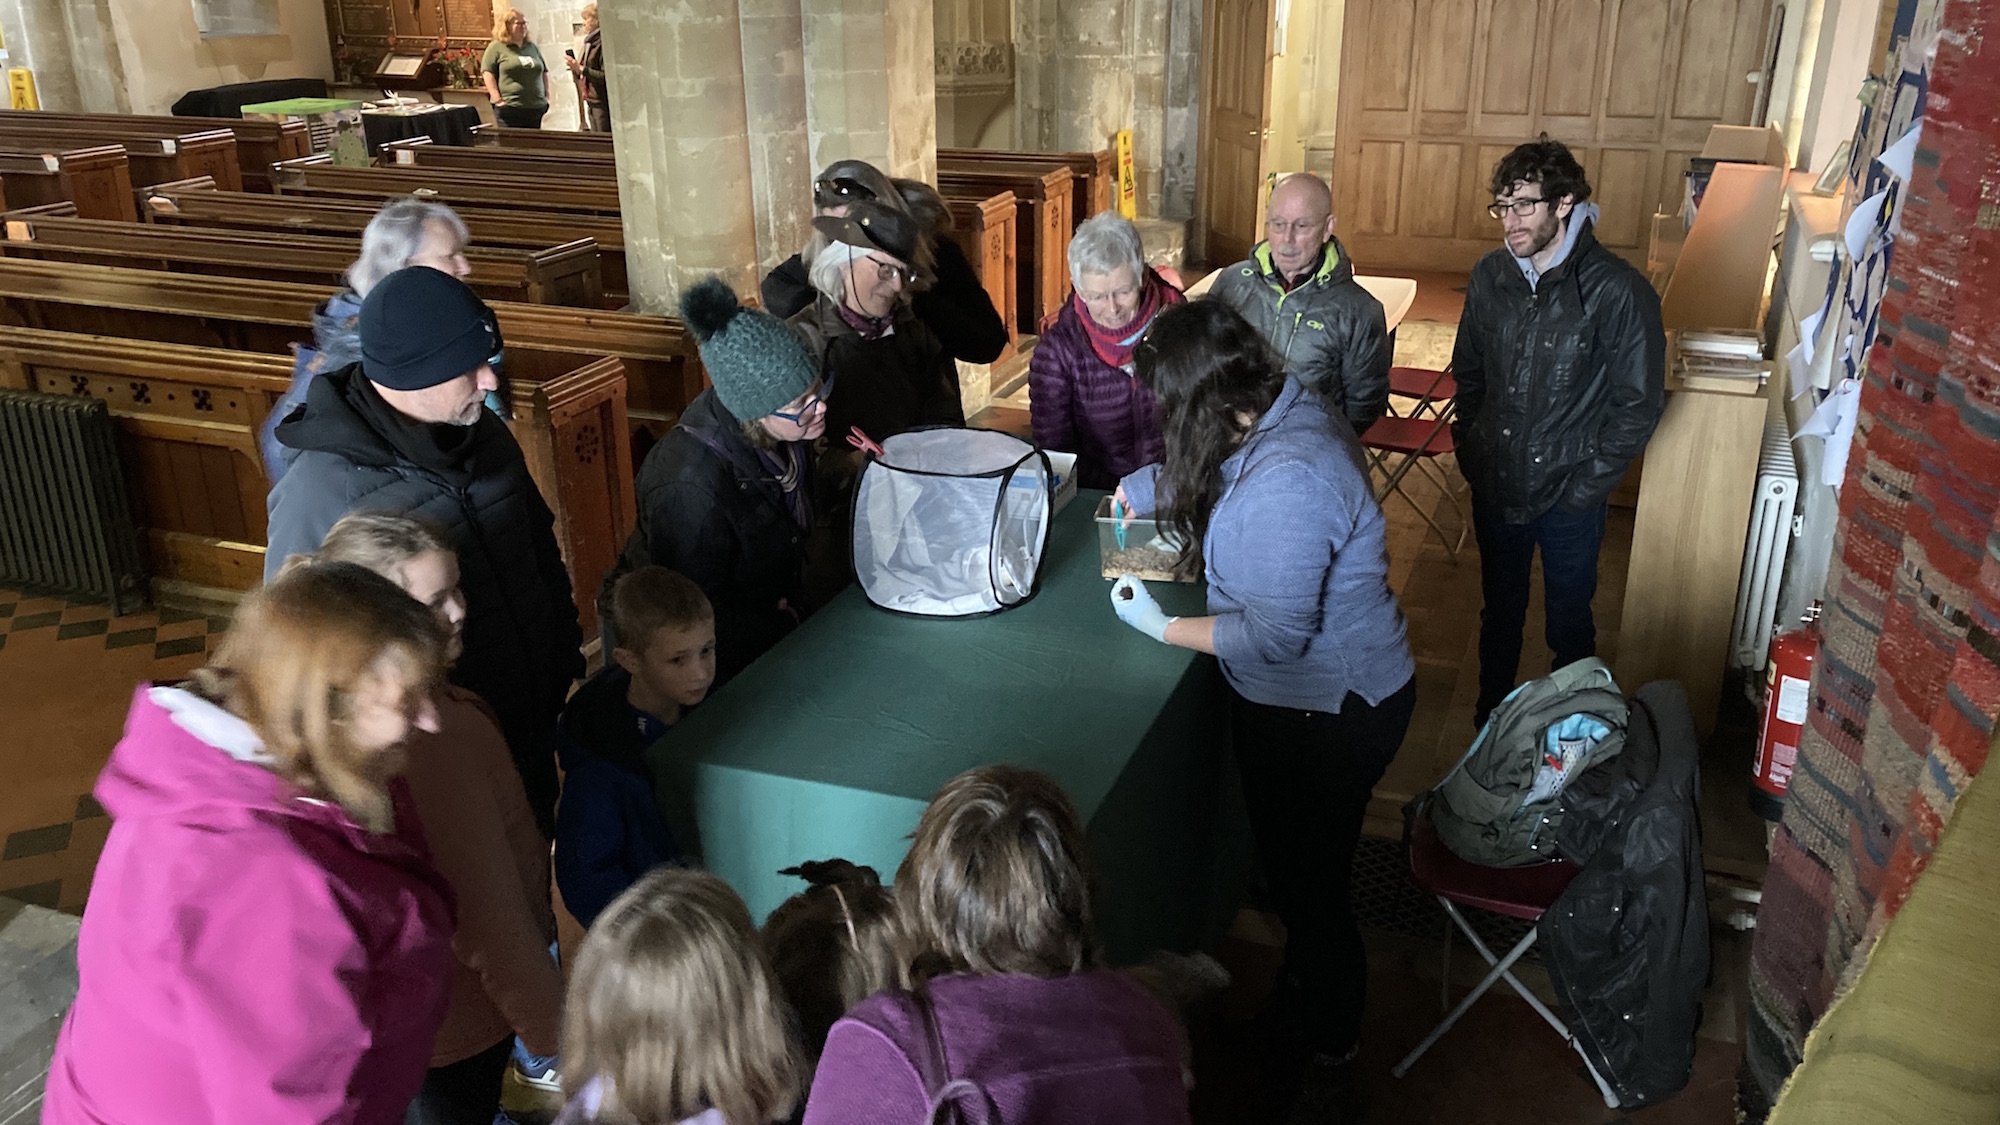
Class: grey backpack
1425,659,1629,867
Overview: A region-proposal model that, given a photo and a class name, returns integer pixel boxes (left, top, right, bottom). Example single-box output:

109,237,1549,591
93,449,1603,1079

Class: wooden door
1332,0,1772,272
1197,0,1276,267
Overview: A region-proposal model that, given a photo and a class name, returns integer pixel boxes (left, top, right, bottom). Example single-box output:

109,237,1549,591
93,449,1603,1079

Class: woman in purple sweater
802,765,1191,1124
1108,301,1415,1111
1028,212,1185,491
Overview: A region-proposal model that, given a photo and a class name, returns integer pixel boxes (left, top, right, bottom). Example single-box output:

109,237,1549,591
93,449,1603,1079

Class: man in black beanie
265,265,583,836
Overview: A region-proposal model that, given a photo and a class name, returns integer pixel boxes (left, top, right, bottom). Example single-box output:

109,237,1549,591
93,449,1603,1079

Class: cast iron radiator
0,388,147,613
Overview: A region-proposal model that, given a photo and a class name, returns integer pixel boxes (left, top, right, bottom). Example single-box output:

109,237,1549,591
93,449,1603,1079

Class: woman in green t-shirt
482,7,550,129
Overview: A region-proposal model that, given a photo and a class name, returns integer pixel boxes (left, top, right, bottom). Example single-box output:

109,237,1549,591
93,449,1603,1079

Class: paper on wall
1786,341,1814,400
1877,122,1923,183
1796,378,1863,488
1798,306,1825,366
1845,190,1890,261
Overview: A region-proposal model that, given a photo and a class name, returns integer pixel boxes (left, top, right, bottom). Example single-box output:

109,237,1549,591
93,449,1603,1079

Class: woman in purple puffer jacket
1028,211,1185,491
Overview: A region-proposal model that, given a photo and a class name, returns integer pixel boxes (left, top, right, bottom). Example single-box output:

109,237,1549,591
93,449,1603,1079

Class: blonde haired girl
557,868,805,1124
309,511,565,1125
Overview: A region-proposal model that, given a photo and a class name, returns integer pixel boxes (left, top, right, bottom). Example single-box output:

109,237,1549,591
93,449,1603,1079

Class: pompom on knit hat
677,277,818,422
359,267,503,391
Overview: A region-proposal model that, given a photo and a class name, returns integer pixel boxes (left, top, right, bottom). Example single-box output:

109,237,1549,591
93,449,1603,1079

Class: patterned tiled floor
0,586,228,912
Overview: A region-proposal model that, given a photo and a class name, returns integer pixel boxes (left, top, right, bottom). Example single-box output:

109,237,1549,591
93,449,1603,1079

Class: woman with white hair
788,198,964,450
1028,210,1185,490
259,197,473,483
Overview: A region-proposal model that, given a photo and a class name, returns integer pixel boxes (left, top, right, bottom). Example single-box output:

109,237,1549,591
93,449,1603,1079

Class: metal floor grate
1351,834,1539,959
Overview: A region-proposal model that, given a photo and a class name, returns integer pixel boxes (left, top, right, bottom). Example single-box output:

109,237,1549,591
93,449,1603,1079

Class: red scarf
1075,272,1184,372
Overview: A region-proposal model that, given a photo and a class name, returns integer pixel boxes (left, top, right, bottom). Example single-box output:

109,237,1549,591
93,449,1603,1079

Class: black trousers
405,1036,513,1125
494,103,547,129
1230,677,1416,1056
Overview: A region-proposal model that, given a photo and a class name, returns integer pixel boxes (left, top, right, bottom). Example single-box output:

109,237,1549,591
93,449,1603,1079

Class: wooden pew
272,154,623,215
138,183,631,307
0,145,136,221
383,136,616,182
0,120,241,192
943,191,1018,351
0,258,703,452
0,109,307,192
936,165,1073,334
940,147,1112,231
0,323,634,635
0,215,603,307
471,124,615,155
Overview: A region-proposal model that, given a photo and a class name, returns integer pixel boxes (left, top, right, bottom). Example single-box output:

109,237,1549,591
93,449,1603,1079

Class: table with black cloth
644,490,1251,963
360,104,482,155
172,78,329,117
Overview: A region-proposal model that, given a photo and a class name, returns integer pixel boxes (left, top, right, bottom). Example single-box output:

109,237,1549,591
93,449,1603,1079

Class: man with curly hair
1452,136,1666,727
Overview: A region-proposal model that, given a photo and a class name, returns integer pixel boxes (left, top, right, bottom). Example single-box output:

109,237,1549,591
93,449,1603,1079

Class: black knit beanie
359,267,503,391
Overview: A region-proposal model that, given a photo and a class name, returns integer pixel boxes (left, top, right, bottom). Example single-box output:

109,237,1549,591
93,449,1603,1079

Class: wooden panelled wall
1332,0,1771,272
322,0,495,84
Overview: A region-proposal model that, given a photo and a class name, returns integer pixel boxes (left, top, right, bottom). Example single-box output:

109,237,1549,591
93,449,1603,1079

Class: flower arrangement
436,46,485,89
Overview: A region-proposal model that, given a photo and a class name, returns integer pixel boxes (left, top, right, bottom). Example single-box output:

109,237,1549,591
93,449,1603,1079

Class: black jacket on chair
1541,679,1709,1108
1449,220,1666,523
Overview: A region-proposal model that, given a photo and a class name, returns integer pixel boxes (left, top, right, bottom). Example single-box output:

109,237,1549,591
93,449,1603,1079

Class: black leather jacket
1542,680,1709,1108
1450,221,1666,522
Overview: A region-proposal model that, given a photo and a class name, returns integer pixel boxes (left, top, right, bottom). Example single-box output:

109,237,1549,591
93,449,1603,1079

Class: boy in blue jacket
555,566,715,929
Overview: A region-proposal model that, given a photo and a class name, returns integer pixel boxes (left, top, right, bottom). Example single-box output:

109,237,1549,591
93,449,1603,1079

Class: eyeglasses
771,374,835,424
1487,197,1548,219
813,177,876,210
867,257,911,286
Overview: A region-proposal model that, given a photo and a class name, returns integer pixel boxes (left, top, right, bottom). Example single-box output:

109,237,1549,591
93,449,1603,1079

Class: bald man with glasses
1451,136,1665,727
1207,171,1392,436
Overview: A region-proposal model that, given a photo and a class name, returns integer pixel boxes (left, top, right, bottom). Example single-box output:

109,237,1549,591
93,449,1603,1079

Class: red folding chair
1391,814,1619,1107
1362,408,1468,559
1387,365,1459,420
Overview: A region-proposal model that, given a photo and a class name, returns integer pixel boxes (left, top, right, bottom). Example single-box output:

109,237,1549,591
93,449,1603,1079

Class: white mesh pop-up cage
852,428,1052,617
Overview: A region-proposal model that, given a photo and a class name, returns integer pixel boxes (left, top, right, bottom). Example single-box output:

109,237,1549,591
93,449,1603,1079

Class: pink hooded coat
42,685,456,1124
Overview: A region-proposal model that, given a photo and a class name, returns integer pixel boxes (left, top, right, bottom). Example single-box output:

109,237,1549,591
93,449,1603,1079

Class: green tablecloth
646,490,1249,962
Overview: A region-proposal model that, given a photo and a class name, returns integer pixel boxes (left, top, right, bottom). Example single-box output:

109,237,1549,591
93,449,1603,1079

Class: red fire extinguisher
1752,603,1821,821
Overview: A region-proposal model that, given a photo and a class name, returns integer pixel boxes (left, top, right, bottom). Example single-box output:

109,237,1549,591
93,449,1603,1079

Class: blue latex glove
1110,574,1175,643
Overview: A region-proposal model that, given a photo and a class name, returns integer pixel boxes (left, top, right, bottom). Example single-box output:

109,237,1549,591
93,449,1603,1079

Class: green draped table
645,490,1250,962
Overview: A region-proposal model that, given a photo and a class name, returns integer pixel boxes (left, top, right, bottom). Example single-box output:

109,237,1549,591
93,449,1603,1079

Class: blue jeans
1471,498,1607,724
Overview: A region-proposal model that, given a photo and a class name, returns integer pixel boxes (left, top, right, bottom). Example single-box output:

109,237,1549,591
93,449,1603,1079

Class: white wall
101,0,331,115
525,2,587,132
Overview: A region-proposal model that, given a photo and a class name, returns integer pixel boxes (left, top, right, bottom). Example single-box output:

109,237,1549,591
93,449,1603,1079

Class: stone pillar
800,0,938,182
1015,0,1178,218
603,0,936,313
602,1,810,312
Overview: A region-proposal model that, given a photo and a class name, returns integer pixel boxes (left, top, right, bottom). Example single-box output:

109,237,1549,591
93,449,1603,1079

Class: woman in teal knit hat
602,277,829,683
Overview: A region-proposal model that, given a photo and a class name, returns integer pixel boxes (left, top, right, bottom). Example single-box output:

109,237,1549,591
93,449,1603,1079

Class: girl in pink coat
43,562,458,1124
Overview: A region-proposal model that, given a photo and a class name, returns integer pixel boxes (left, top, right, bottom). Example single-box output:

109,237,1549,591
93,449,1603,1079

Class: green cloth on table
645,490,1248,961
482,40,549,109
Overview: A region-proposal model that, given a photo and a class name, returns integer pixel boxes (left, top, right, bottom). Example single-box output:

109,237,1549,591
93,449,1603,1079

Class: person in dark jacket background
761,158,1007,365
557,566,713,929
890,176,1010,364
264,266,583,837
1206,172,1391,437
1030,210,1184,491
607,277,827,683
1452,137,1666,726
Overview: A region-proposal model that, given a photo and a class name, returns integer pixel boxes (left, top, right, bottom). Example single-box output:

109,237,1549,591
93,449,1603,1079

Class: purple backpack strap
909,987,972,1125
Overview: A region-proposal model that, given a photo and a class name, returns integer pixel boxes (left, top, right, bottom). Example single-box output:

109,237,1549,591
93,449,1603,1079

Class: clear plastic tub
1094,495,1194,582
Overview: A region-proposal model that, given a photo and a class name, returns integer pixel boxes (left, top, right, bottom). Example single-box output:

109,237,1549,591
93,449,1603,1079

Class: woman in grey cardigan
1106,300,1415,1114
